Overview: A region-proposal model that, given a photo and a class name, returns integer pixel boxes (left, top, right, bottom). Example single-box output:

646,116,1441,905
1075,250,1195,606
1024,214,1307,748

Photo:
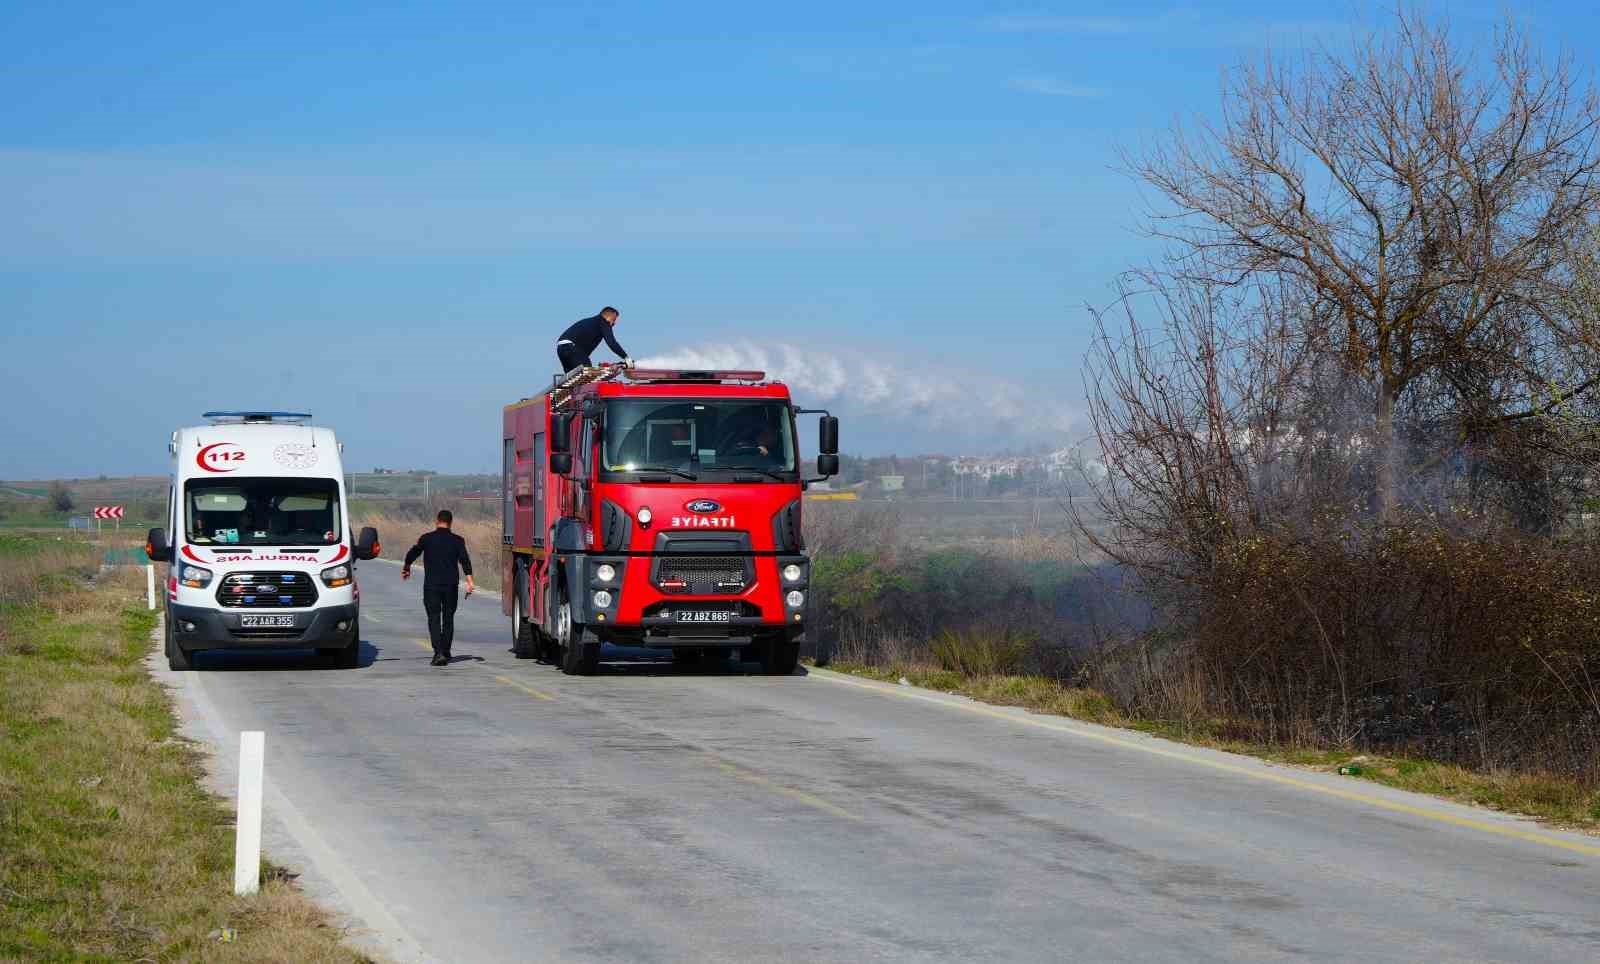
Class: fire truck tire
512,593,536,658
760,637,799,676
557,596,599,675
165,617,193,671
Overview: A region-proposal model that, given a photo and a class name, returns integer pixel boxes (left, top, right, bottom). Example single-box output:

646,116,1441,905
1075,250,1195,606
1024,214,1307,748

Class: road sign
93,506,125,519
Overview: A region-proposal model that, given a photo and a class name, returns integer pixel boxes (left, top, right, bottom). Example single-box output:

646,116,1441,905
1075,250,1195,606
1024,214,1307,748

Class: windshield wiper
631,465,699,481
723,466,792,481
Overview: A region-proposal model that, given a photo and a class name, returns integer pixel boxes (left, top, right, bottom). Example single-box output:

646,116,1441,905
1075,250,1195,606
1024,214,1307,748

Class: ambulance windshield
603,399,796,476
185,478,342,546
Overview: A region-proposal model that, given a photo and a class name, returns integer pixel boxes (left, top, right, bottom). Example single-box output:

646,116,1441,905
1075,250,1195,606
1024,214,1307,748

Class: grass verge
0,535,368,962
822,660,1600,835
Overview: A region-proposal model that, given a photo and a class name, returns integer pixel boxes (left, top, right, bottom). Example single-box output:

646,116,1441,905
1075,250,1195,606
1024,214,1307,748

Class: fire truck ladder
548,364,627,410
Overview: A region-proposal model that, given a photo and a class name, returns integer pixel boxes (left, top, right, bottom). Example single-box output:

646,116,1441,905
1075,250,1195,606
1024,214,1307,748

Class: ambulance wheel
323,622,360,669
165,618,193,671
512,593,536,658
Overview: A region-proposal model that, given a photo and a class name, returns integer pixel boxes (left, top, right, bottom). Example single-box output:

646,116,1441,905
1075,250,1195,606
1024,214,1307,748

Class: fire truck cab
501,366,839,675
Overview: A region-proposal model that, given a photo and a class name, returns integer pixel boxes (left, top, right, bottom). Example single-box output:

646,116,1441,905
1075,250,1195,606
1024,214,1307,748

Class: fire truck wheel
760,637,799,676
557,596,599,675
512,593,535,658
165,617,193,671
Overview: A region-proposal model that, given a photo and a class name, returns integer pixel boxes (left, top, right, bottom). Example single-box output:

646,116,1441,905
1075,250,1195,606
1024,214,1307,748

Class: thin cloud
984,10,1348,47
1009,74,1105,98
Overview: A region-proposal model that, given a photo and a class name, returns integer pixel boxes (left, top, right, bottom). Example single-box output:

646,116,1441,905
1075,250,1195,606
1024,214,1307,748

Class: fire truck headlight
785,590,805,608
596,563,616,583
321,564,352,588
593,590,614,609
782,564,803,583
636,507,653,526
180,565,213,588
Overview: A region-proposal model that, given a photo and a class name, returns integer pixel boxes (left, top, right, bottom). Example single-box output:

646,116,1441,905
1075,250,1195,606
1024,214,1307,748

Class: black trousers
557,344,591,372
423,587,459,657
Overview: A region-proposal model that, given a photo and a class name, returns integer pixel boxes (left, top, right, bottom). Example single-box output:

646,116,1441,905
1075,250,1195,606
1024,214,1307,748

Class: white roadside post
235,731,265,896
145,564,156,610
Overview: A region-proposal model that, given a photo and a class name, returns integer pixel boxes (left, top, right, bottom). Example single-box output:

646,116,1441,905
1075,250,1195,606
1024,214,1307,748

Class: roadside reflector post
234,731,265,896
146,564,156,610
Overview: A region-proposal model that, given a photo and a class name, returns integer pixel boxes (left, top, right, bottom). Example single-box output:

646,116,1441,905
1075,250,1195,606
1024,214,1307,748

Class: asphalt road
153,559,1600,963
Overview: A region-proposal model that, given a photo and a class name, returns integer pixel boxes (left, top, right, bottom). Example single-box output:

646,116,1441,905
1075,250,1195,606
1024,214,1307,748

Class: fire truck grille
656,557,748,595
216,572,320,609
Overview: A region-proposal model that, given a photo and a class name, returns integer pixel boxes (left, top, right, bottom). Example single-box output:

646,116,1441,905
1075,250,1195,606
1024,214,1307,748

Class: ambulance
144,412,379,670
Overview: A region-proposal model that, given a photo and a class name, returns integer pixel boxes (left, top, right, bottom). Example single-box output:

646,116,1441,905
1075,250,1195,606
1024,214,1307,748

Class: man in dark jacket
402,510,475,666
556,306,630,372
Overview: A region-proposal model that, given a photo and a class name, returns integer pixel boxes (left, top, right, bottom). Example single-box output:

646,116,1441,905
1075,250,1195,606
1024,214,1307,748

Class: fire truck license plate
675,610,734,624
240,615,296,628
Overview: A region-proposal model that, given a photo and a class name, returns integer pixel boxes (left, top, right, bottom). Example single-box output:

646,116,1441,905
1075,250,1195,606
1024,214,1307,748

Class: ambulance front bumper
169,602,359,651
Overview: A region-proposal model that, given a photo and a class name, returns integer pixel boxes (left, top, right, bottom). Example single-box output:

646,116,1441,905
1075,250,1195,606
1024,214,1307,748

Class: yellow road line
412,639,432,651
809,670,1600,858
703,756,861,821
494,675,555,701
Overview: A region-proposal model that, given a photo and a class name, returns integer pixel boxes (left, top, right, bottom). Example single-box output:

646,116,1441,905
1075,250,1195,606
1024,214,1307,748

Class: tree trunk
1375,380,1398,520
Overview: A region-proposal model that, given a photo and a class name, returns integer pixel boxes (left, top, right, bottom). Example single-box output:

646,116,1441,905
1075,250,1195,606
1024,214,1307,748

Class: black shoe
430,655,447,667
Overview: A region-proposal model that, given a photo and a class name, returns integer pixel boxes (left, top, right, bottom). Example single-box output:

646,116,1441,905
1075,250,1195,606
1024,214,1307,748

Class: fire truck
501,365,839,675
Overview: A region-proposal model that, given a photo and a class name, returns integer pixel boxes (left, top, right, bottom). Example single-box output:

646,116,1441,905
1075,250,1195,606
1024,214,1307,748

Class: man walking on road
402,510,474,666
556,306,630,373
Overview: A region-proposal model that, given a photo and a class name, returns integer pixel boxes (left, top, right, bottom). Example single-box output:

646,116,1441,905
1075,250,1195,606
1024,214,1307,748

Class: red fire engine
501,365,839,675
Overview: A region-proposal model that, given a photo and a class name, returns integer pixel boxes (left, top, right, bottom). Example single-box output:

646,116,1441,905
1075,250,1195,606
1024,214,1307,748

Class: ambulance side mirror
818,416,839,455
354,526,380,560
550,414,572,453
145,528,171,563
549,452,573,475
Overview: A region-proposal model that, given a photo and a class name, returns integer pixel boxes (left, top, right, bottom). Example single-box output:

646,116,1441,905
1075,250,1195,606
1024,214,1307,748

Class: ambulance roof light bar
202,411,314,425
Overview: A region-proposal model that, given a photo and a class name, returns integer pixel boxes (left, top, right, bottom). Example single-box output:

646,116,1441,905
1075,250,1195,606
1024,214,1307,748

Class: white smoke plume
636,341,1076,438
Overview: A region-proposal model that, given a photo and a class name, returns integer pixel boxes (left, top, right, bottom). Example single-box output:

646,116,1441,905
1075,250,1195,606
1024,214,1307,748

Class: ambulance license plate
240,615,296,628
675,610,734,624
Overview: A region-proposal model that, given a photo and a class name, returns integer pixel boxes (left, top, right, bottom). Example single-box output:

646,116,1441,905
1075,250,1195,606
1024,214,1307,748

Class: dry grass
0,536,369,962
360,512,503,592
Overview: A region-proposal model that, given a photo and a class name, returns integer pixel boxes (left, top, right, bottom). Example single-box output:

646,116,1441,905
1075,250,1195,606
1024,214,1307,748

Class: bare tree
1128,12,1600,519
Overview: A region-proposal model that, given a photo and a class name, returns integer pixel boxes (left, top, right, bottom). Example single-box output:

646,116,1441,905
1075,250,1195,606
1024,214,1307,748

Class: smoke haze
637,342,1077,443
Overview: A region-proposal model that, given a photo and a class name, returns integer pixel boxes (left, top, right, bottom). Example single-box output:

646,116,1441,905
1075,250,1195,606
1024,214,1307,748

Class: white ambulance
145,411,379,670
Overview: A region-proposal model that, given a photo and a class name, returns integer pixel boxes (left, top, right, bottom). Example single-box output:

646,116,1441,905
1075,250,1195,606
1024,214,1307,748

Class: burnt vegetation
1077,11,1600,783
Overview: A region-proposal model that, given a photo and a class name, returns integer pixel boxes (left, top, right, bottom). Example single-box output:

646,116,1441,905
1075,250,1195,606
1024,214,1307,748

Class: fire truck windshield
185,478,342,545
603,399,797,478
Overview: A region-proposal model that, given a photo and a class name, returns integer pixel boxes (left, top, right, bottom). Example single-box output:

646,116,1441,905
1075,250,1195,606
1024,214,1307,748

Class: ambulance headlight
180,565,213,588
593,590,614,609
595,563,616,583
321,564,352,588
782,564,803,583
786,590,805,609
636,507,652,526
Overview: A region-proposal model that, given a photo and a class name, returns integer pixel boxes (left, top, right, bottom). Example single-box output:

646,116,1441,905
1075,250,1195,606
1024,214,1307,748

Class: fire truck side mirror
550,414,573,453
818,416,839,454
816,454,840,478
550,452,574,475
145,528,171,563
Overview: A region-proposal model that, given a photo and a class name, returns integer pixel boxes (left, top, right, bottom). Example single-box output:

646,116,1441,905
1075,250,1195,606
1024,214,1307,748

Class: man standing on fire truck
556,305,631,373
402,510,475,666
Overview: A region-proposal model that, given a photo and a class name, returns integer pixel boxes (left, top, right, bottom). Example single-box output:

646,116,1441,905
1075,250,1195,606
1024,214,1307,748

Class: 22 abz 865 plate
675,610,734,624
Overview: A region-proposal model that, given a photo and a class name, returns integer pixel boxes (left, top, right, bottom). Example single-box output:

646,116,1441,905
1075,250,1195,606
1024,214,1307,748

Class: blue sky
0,1,1577,477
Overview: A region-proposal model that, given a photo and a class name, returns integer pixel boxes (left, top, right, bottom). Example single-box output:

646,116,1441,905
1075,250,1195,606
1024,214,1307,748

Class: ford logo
685,499,721,513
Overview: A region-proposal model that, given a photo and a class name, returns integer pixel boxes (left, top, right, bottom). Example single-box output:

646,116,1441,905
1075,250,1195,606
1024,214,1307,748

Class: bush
929,627,1032,677
1091,523,1600,782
